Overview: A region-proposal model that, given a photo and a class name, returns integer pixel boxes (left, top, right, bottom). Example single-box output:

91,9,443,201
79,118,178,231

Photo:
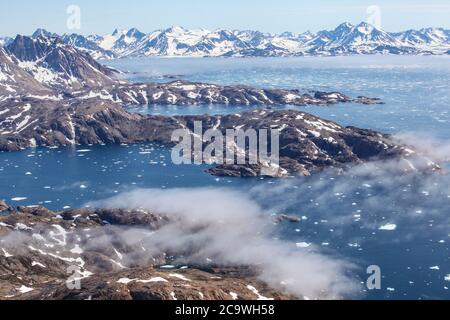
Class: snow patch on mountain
69,22,449,58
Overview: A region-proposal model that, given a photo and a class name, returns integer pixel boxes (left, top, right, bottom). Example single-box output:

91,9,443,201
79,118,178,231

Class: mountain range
2,22,449,59
0,34,381,106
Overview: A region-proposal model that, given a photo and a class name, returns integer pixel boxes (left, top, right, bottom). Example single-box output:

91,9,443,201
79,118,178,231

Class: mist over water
2,56,450,299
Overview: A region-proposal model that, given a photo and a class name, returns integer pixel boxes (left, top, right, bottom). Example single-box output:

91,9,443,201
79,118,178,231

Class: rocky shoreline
1,36,383,107
0,101,422,177
75,80,384,107
0,32,433,178
0,203,294,300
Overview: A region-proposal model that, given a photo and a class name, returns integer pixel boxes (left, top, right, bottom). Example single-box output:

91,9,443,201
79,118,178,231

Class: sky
1,0,449,37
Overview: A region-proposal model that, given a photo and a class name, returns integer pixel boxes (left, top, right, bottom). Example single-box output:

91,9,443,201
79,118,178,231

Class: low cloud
88,188,360,299
249,132,450,240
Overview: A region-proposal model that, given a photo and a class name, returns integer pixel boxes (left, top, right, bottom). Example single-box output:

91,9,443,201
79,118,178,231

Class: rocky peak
6,35,117,90
0,46,54,97
125,28,145,39
31,28,57,39
7,35,52,61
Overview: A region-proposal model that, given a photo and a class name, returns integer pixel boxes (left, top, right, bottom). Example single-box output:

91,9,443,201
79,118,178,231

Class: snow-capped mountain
0,47,54,98
306,22,418,55
5,35,117,90
94,23,450,57
60,33,115,60
0,37,13,47
9,22,450,59
392,27,450,53
32,28,58,39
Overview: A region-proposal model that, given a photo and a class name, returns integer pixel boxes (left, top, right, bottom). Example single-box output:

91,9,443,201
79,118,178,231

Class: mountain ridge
2,22,448,59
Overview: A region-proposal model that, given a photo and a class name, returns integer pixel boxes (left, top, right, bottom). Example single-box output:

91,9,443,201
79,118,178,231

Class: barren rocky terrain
0,202,294,300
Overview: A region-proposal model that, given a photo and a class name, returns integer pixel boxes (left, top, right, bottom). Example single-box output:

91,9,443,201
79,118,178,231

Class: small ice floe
296,242,311,248
445,274,450,282
247,285,274,301
387,287,395,292
80,185,88,189
379,223,397,231
18,286,34,294
25,172,32,175
429,266,440,271
229,292,239,300
160,265,176,269
11,197,27,202
63,206,71,209
76,149,92,153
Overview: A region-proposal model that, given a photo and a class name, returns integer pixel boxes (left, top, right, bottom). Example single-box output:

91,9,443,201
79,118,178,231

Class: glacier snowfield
1,56,450,300
52,23,450,59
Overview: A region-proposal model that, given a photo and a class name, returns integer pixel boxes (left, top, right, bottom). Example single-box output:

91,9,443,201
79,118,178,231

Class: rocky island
0,203,293,300
0,34,427,178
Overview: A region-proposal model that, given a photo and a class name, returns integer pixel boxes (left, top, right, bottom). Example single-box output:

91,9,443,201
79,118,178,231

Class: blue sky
1,0,449,36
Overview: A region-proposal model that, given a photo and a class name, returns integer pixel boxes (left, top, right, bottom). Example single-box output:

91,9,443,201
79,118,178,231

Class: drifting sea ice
378,223,397,231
